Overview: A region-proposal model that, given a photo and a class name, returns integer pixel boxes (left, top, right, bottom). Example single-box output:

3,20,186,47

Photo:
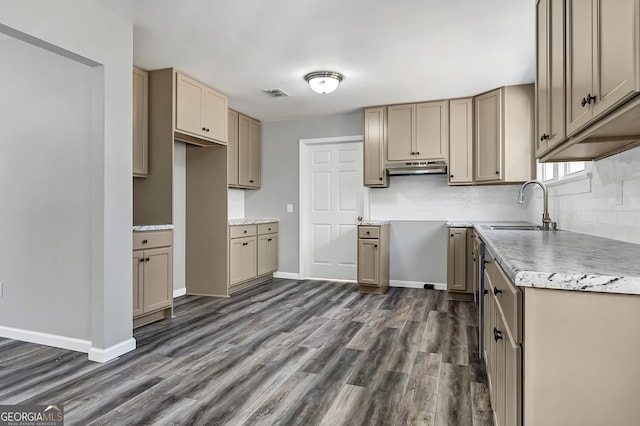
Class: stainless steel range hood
386,160,447,175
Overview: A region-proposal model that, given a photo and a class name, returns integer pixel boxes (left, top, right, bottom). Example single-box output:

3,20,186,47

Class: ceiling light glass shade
304,71,343,95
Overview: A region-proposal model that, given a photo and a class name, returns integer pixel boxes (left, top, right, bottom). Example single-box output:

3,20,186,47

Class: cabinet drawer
133,230,173,250
359,226,380,239
229,225,257,239
258,222,278,235
487,261,522,343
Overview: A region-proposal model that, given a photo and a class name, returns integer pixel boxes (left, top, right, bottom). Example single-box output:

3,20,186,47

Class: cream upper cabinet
448,98,474,184
363,107,388,187
475,85,535,184
227,110,239,186
535,0,566,157
475,89,502,182
175,72,228,145
387,101,448,162
132,67,148,177
566,0,640,136
238,113,261,188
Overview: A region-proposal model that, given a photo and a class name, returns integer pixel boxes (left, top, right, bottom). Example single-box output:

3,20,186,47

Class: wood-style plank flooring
0,279,492,425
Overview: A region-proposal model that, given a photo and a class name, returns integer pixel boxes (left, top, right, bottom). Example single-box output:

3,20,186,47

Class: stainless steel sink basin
484,225,544,231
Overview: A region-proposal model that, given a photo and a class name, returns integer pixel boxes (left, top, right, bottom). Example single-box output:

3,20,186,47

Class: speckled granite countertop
228,218,279,226
133,224,174,232
359,220,391,226
450,221,640,296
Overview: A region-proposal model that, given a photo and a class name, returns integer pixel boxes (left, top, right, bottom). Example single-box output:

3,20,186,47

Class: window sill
546,172,592,196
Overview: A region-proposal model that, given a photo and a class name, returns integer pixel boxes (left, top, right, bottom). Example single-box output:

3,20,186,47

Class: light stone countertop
359,220,391,226
228,218,279,226
133,224,174,232
456,221,640,296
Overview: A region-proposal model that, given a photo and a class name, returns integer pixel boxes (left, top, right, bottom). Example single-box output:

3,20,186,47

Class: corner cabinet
132,230,173,328
228,110,261,189
448,98,474,184
133,67,148,177
474,85,535,184
357,224,390,294
364,107,388,187
228,222,278,293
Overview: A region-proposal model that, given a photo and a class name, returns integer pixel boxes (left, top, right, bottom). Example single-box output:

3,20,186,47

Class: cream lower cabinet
132,230,173,328
228,222,278,293
357,224,389,294
447,227,476,299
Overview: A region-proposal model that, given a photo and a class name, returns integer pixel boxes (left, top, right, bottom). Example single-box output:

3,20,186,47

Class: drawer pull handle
250,180,254,183
493,287,503,296
142,239,148,244
268,238,272,242
540,133,550,141
139,258,145,263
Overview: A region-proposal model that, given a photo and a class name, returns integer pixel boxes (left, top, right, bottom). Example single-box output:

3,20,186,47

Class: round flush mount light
304,71,343,95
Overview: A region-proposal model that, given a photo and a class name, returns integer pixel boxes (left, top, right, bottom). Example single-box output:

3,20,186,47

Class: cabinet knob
142,239,148,244
493,287,503,296
268,228,271,231
268,238,272,242
450,174,454,178
145,257,150,262
249,180,254,183
495,171,499,175
540,133,550,141
366,231,370,234
374,244,378,248
416,152,420,155
493,327,503,342
483,289,489,296
206,128,210,132
450,234,454,237
379,177,383,181
139,258,145,263
202,127,206,131
244,230,247,233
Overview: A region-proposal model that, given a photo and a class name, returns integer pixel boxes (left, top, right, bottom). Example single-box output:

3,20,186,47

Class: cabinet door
142,247,173,313
132,67,148,177
358,239,380,286
566,0,595,135
175,73,204,137
448,98,474,184
387,104,415,161
475,89,502,181
466,231,477,296
230,236,258,285
416,100,448,161
536,0,550,156
548,0,566,151
593,0,640,119
484,269,496,400
505,330,523,426
202,86,228,143
364,107,387,187
228,110,239,186
447,228,467,292
495,313,507,426
132,251,144,317
238,114,261,188
242,237,258,281
258,234,278,275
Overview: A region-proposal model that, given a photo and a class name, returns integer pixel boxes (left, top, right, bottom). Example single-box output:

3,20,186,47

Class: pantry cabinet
474,85,535,184
448,98,474,184
175,72,228,145
363,107,388,187
566,0,640,137
387,101,448,162
132,230,173,328
133,67,148,177
535,0,566,157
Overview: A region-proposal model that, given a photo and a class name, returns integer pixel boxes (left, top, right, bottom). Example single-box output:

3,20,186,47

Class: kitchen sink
484,225,545,231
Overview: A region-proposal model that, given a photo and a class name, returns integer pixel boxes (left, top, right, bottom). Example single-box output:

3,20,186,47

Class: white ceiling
97,0,535,122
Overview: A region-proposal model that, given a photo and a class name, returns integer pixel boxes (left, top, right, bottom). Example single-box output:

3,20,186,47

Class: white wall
527,146,640,244
173,142,186,294
370,174,529,221
228,189,245,219
0,1,133,361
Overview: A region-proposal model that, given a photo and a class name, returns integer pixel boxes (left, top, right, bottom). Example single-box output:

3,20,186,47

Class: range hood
386,160,447,175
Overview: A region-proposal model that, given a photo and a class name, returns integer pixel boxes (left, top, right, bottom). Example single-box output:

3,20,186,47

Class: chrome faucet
517,180,557,231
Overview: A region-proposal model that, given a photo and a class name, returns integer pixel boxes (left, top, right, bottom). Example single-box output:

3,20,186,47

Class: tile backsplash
527,146,640,244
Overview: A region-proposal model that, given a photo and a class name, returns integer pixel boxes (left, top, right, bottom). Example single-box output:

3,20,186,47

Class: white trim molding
173,288,187,298
88,338,137,363
390,280,447,291
0,325,92,353
273,271,303,280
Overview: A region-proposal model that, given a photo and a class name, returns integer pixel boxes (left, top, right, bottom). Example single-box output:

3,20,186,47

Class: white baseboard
273,271,303,280
173,288,187,298
88,337,136,363
0,325,92,353
390,280,447,291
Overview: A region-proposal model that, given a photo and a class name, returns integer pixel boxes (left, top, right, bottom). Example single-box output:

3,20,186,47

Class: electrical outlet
287,204,293,213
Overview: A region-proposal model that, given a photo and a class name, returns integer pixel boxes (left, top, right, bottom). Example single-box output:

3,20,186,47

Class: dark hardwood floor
0,279,492,425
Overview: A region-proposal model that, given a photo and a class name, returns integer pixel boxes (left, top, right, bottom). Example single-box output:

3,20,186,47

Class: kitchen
1,0,640,425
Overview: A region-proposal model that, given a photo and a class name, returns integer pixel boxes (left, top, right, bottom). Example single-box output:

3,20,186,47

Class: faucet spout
517,180,557,230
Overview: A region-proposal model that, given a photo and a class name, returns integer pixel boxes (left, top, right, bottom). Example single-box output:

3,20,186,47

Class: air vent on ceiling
263,88,290,98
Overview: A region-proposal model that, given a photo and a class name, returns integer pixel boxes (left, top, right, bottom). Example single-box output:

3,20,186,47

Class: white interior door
302,139,365,280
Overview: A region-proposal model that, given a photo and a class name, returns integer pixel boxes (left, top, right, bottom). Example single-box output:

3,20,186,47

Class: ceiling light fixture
304,71,343,95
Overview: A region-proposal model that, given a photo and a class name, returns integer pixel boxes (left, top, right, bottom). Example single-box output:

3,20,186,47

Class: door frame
299,135,369,280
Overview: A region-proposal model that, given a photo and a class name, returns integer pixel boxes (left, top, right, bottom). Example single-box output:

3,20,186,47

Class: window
537,161,587,183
